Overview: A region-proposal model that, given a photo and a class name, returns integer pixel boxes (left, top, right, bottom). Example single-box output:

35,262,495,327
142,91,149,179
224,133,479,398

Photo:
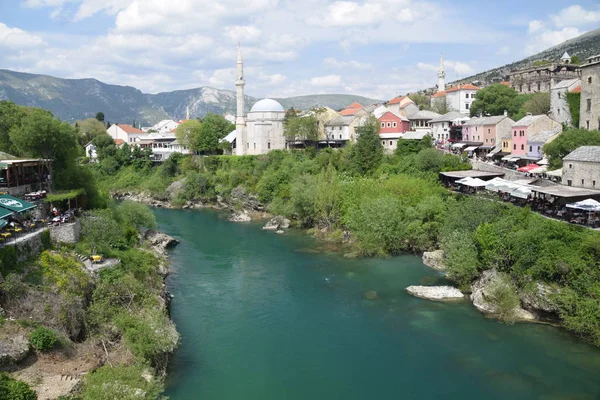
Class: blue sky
0,0,599,100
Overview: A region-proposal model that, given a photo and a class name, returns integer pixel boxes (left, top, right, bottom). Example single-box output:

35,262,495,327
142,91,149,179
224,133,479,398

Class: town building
234,46,287,155
106,123,148,144
324,114,368,145
550,78,581,125
463,115,515,149
386,96,419,118
378,111,410,134
138,129,192,161
431,84,480,114
143,119,180,134
508,54,581,94
562,146,600,189
84,142,97,162
527,130,560,160
409,110,440,132
429,111,470,142
510,114,562,157
579,54,600,131
339,102,365,116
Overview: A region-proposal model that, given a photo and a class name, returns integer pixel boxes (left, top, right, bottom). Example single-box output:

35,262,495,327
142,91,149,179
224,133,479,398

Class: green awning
0,219,7,229
0,207,11,220
0,194,36,213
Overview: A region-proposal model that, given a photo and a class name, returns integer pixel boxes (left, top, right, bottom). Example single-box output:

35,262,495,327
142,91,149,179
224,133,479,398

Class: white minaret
186,106,190,120
235,43,246,155
437,53,446,93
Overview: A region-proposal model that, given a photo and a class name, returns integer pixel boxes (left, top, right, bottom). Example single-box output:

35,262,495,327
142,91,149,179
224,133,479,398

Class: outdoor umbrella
566,199,600,212
518,164,540,172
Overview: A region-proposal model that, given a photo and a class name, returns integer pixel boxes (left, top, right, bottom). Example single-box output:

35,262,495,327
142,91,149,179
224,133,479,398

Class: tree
350,116,383,176
570,55,581,65
0,101,27,154
175,119,202,149
9,108,79,190
76,118,107,146
95,112,105,123
543,128,600,169
92,133,117,161
431,96,453,114
408,93,431,110
283,115,319,146
0,373,37,400
395,134,433,156
192,113,234,155
521,92,550,116
470,84,520,117
80,210,124,253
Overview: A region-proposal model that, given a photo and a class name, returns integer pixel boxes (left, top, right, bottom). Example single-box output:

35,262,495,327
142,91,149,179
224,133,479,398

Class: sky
0,0,599,100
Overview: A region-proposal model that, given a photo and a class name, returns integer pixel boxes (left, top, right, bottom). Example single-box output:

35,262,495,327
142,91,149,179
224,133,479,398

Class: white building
84,142,97,162
234,46,287,155
106,123,148,144
409,110,440,132
431,84,480,114
138,129,191,161
429,111,470,141
143,120,181,134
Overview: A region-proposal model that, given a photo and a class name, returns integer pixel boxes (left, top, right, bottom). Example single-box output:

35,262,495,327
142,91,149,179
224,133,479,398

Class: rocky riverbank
406,286,465,301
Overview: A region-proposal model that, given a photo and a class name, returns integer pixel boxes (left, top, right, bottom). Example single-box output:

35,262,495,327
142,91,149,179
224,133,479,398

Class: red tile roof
445,84,480,93
387,96,406,105
340,108,360,116
499,81,511,87
571,85,582,93
432,91,446,98
347,102,363,109
114,139,125,145
115,123,145,134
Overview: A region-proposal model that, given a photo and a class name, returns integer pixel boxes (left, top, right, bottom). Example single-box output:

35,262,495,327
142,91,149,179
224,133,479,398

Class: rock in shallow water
406,285,464,301
263,216,291,230
144,230,179,255
228,211,252,222
422,250,446,271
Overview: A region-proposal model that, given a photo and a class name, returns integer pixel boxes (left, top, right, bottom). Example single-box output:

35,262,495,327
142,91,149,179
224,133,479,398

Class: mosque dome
250,98,285,113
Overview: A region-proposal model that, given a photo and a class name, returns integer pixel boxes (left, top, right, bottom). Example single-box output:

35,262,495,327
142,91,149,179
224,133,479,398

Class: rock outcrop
520,282,561,322
0,335,30,366
144,230,179,256
422,250,446,271
263,216,291,231
470,270,536,322
406,285,464,301
228,211,252,222
230,186,264,211
166,179,185,201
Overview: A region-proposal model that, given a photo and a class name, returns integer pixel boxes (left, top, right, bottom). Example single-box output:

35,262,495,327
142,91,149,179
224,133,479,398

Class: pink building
511,114,562,156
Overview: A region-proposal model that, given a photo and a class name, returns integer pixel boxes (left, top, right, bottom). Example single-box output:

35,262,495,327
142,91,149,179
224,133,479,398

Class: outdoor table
91,255,103,263
13,227,22,233
1,232,11,239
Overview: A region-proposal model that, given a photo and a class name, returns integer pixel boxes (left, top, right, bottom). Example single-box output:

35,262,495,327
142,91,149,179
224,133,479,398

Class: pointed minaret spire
437,53,446,93
235,43,246,125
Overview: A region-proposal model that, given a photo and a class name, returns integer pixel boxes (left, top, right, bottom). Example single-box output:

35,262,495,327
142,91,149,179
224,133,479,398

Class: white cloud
323,57,372,70
224,26,262,43
23,0,75,7
417,60,474,76
260,73,286,85
528,20,543,33
310,75,342,86
309,0,427,27
551,5,600,28
0,23,46,48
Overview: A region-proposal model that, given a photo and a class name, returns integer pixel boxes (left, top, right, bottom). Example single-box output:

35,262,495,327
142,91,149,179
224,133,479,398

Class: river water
156,208,600,400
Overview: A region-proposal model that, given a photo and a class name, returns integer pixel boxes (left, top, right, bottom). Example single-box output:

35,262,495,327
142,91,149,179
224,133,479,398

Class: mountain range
0,69,379,126
1,28,599,126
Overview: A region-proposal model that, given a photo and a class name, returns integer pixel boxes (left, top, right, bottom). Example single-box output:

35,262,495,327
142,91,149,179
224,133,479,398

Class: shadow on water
156,208,600,400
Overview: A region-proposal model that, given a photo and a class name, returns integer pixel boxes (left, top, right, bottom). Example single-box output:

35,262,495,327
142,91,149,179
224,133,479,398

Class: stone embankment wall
12,230,46,262
49,221,80,244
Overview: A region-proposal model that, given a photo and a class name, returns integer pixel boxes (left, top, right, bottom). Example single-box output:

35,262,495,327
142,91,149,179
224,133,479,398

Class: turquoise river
155,208,600,400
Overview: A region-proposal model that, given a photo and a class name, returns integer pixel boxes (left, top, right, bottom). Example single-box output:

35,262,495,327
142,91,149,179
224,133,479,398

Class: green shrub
0,373,37,400
29,326,57,352
486,272,520,325
82,365,164,400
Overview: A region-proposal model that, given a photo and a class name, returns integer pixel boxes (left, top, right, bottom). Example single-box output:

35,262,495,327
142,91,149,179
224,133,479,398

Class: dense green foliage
349,116,383,176
29,326,57,352
470,84,549,120
566,92,581,128
543,128,600,169
283,114,320,145
81,365,164,400
0,373,37,400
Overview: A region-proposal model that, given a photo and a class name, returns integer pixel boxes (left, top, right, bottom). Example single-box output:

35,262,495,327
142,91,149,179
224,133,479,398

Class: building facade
526,130,560,159
511,114,562,156
431,84,480,114
579,54,600,131
562,146,600,189
550,78,581,125
106,123,148,144
378,111,410,134
508,61,581,94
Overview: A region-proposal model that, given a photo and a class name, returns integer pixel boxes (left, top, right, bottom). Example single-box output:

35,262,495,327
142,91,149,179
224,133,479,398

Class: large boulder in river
470,270,536,322
144,230,179,255
229,210,252,223
231,186,264,211
263,216,291,231
422,250,445,271
0,335,30,366
520,282,560,321
406,286,464,301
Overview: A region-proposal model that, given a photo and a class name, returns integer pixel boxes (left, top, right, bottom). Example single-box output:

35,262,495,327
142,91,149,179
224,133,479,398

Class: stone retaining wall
49,221,80,244
11,229,46,262
470,160,523,181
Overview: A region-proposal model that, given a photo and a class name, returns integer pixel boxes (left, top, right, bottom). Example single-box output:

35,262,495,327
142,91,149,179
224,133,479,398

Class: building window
537,146,540,152
587,99,592,112
381,122,385,128
587,120,590,129
387,122,391,127
465,103,470,109
247,143,249,149
537,83,541,91
558,92,561,99
513,144,516,150
569,164,572,169
519,85,523,92
567,180,572,186
521,144,524,150
389,141,392,146
253,143,256,149
393,122,397,128
589,77,593,84
593,180,596,187
268,142,271,149
529,145,532,152
513,131,517,137
582,179,585,185
486,139,488,143
488,129,491,134
528,84,531,92
381,141,385,145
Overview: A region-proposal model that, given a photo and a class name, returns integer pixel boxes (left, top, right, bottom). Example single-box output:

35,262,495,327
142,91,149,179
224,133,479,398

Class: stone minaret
235,43,246,155
437,54,446,93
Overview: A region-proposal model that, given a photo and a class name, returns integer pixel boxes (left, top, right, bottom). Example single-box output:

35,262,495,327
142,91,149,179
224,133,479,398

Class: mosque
234,45,287,155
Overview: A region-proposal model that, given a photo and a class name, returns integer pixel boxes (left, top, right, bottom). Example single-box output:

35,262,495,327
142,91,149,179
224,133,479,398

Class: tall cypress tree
351,116,383,176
